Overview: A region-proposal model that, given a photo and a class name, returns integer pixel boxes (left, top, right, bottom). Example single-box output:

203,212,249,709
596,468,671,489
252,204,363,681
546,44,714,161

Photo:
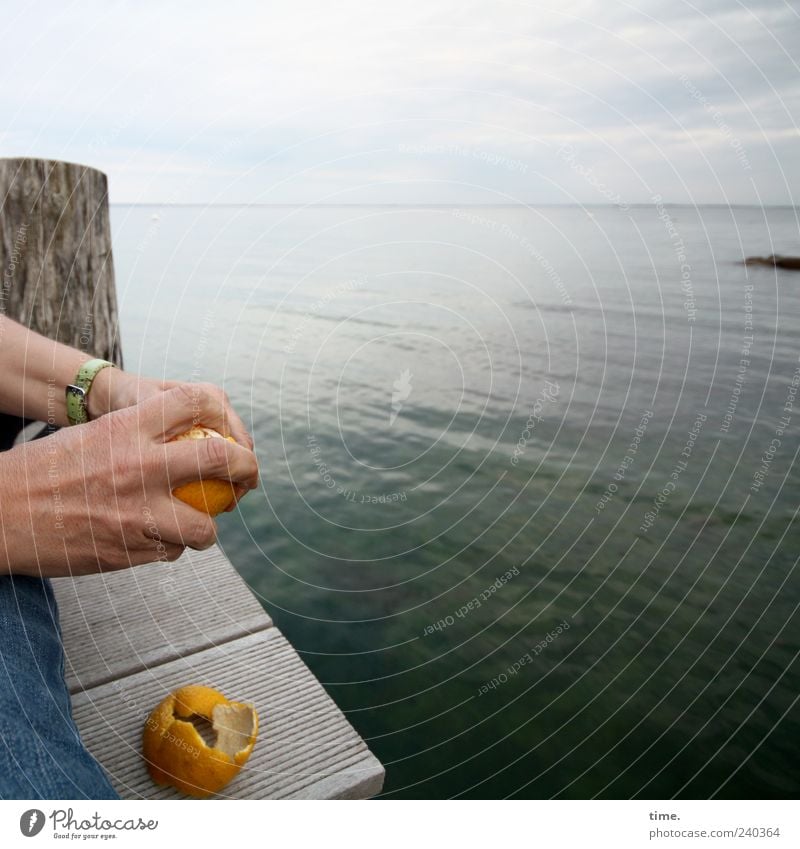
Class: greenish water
112,204,799,798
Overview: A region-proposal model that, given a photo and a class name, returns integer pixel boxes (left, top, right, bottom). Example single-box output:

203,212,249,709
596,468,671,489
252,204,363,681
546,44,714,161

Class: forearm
0,318,114,425
0,448,39,576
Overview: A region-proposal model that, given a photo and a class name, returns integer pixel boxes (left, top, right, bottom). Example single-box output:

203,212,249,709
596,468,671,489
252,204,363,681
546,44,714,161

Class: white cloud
0,0,796,203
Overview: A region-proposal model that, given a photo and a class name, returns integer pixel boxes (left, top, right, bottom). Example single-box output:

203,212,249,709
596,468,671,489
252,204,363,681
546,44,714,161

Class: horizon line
110,202,799,209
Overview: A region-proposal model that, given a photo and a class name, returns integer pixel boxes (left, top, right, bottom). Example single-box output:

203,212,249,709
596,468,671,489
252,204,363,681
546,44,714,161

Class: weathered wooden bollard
0,158,123,448
0,158,123,363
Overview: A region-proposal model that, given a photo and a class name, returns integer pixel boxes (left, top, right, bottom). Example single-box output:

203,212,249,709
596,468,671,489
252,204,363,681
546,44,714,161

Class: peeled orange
171,425,237,515
143,684,259,798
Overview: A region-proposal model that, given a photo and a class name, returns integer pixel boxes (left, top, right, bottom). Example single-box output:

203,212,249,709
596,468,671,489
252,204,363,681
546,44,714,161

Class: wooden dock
53,546,385,799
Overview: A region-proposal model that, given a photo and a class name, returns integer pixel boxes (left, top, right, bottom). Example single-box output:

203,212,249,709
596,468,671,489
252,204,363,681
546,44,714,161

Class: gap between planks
53,545,273,694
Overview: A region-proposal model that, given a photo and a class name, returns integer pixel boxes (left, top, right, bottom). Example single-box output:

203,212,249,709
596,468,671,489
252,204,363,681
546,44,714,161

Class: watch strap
66,358,115,425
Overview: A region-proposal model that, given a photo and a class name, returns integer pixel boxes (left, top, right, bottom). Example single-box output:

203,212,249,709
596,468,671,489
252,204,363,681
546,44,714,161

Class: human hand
88,369,254,510
0,385,259,578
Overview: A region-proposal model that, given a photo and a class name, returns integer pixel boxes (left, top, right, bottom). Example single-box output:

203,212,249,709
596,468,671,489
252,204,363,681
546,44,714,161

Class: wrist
85,364,118,420
66,358,117,424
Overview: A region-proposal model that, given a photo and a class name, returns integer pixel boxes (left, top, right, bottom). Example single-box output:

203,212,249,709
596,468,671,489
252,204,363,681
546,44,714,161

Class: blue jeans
0,575,118,799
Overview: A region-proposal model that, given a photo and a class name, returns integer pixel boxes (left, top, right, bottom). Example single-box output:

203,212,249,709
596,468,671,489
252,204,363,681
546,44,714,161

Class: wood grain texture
0,158,122,366
56,546,385,798
71,629,385,799
53,546,272,694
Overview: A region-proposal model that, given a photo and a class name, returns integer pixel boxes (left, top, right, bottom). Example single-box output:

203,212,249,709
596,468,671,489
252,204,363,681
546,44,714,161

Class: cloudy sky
1,0,797,205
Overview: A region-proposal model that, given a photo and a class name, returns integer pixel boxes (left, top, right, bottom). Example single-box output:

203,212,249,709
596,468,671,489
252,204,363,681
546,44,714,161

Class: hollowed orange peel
143,685,259,798
170,426,238,516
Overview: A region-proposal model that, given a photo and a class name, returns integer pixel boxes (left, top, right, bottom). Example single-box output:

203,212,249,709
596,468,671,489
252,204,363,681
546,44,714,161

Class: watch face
66,383,88,424
66,384,86,400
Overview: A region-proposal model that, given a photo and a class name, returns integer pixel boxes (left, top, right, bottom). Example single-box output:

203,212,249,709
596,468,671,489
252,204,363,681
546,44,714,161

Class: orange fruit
170,425,237,515
143,684,258,798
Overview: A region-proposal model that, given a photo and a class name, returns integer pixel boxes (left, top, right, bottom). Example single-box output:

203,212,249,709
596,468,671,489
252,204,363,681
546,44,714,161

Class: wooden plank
53,546,271,693
71,629,385,799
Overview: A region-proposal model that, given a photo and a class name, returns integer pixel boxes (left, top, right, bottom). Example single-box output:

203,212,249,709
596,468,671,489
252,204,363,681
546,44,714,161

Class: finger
162,542,186,561
164,434,259,490
141,522,196,556
116,542,187,568
224,483,250,512
136,383,235,441
142,541,186,563
145,499,218,550
137,381,255,451
220,399,254,450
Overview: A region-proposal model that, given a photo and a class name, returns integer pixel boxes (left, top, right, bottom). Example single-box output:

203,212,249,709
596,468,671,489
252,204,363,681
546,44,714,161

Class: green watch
66,358,115,425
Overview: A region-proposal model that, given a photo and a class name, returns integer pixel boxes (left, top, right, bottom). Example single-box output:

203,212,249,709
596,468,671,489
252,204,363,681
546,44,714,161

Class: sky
0,0,797,205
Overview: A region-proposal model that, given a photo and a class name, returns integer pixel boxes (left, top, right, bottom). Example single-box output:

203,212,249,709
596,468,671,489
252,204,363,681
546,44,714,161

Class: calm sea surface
111,204,800,799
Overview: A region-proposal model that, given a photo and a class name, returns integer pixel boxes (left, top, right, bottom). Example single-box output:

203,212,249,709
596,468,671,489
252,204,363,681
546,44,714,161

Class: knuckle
204,436,229,468
176,512,215,549
200,382,222,400
244,450,259,479
121,512,144,541
192,517,217,549
174,382,199,405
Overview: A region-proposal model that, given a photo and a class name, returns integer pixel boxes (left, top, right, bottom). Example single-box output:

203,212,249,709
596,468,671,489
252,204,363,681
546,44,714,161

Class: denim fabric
0,575,118,799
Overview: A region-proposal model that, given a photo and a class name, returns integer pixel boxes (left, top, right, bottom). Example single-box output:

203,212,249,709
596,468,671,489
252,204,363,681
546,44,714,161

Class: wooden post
0,158,123,446
0,158,123,366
